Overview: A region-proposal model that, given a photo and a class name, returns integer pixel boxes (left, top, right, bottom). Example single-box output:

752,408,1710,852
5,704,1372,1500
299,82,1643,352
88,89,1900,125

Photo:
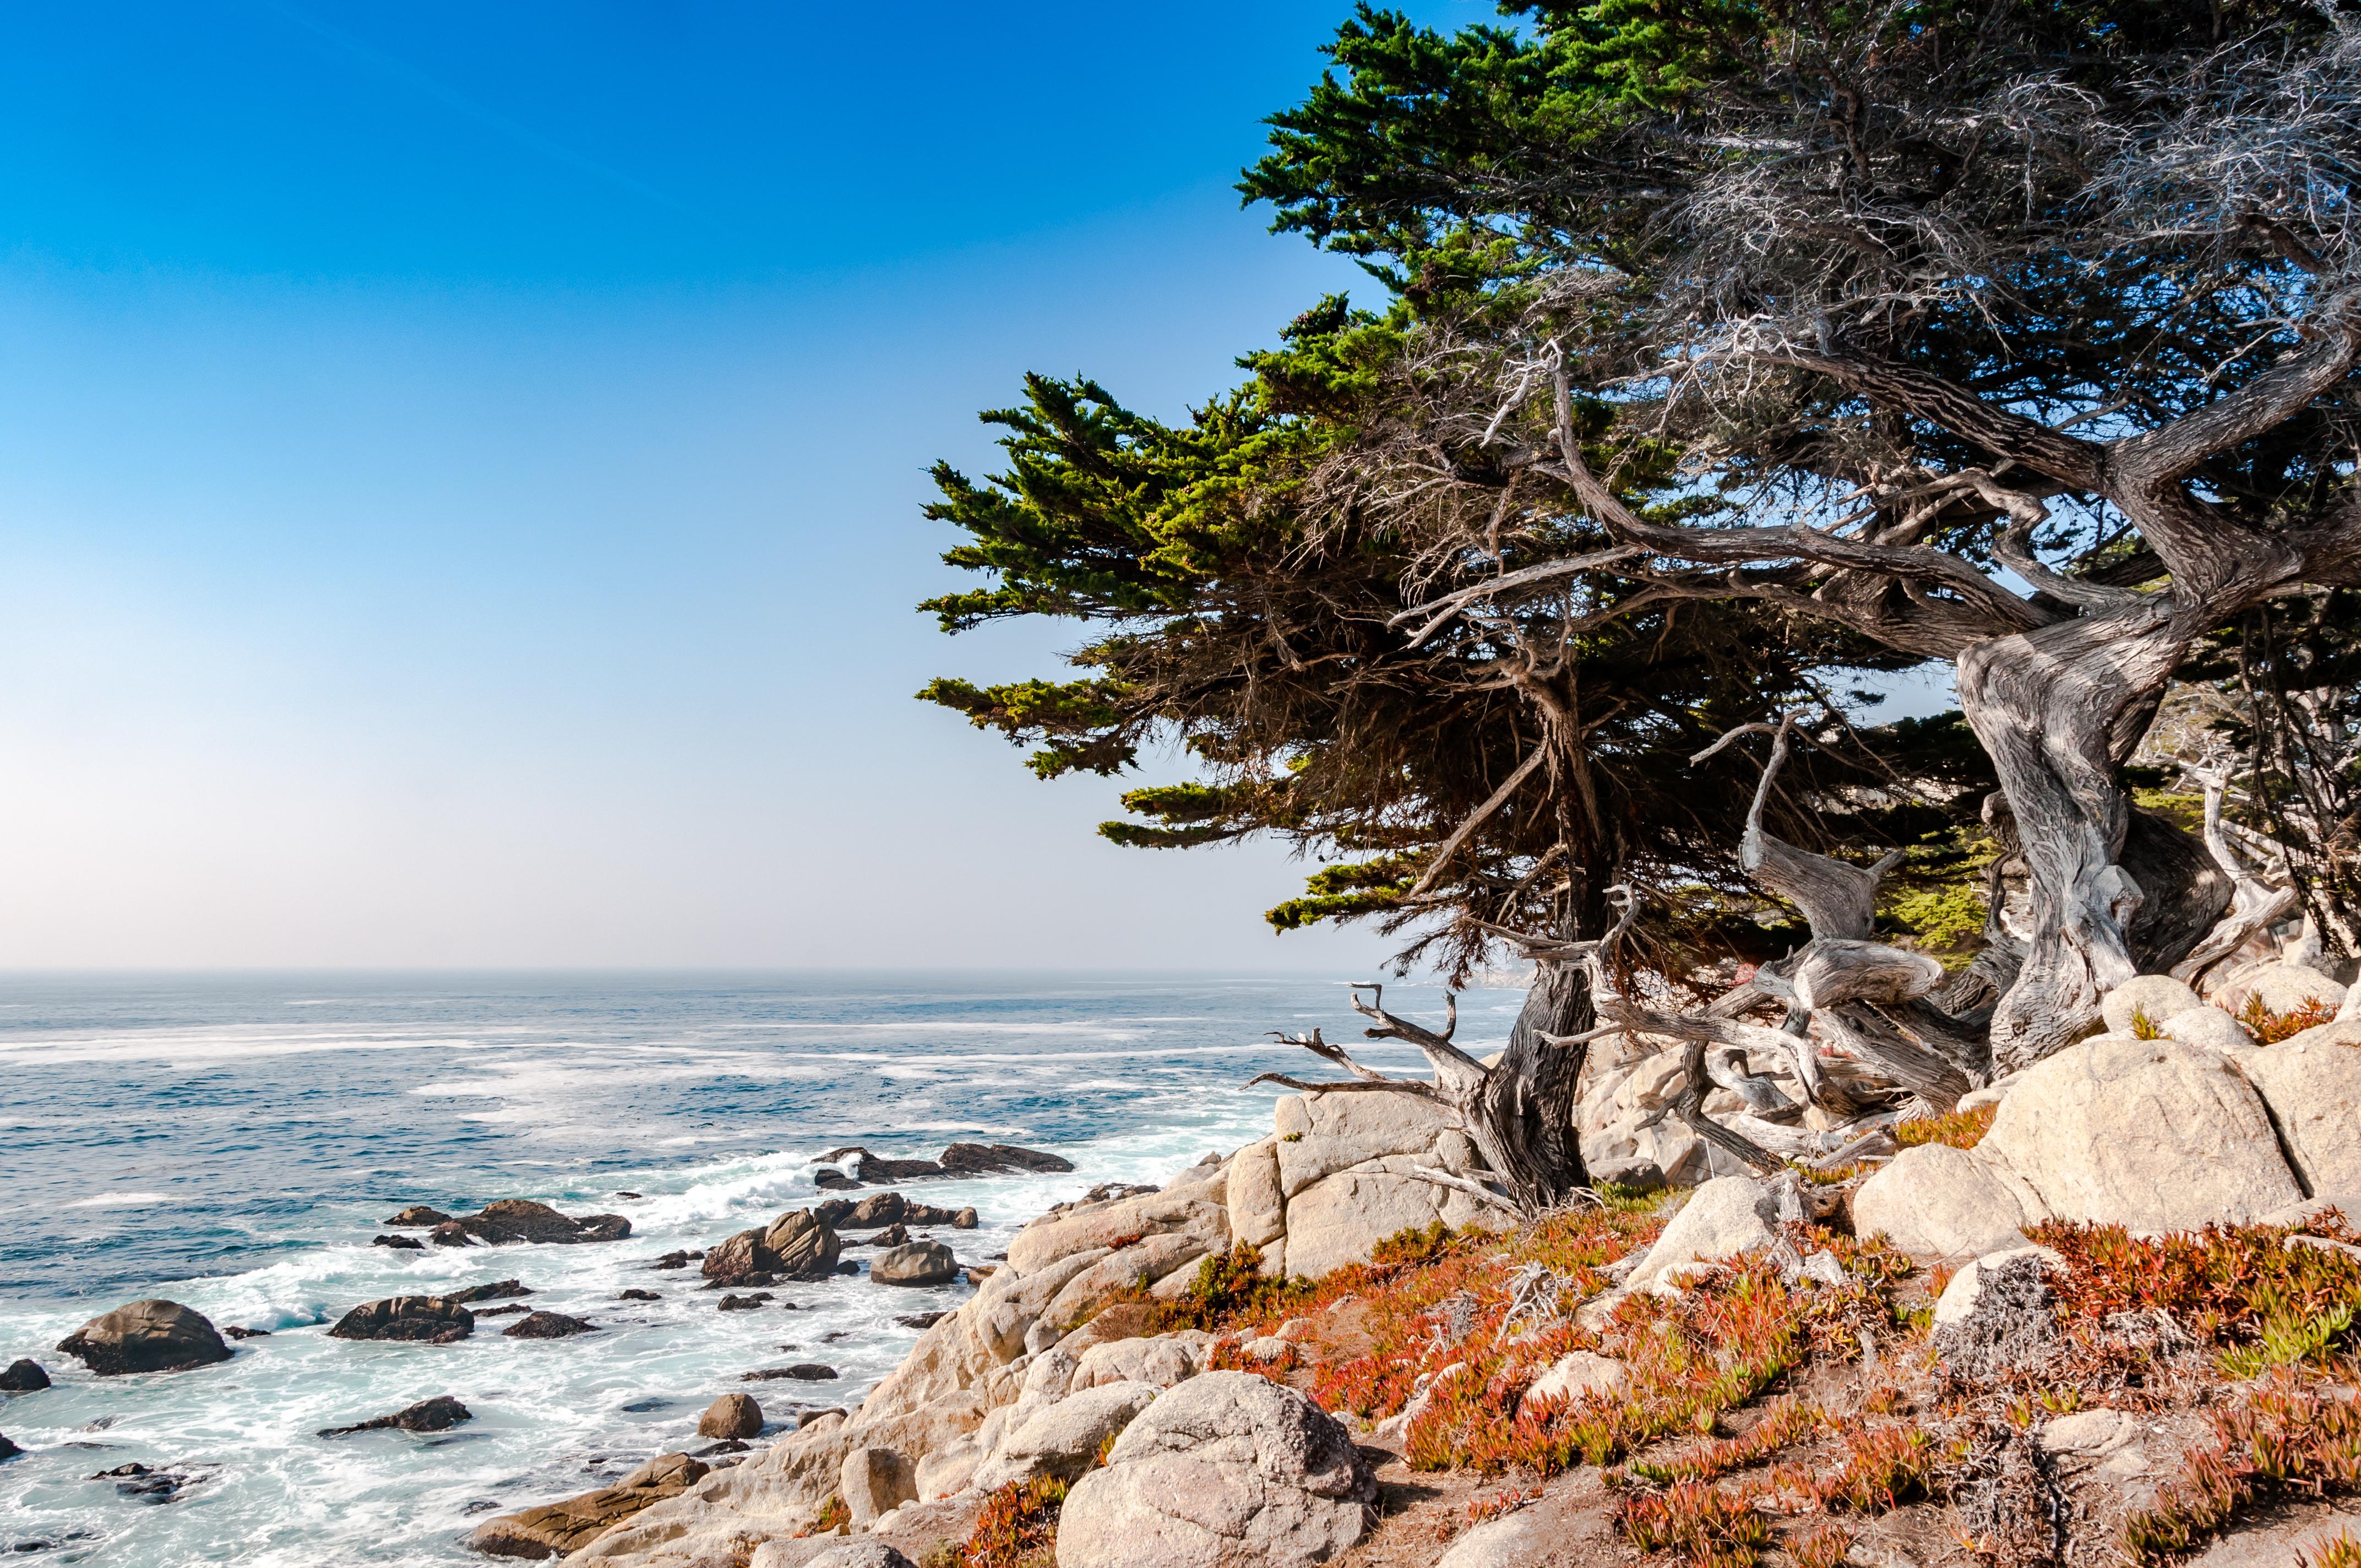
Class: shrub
1619,1479,1771,1568
2238,994,2339,1044
1788,1523,1854,1568
1896,1104,1996,1150
2032,1217,2361,1369
1143,1244,1310,1333
2123,1371,2361,1562
958,1477,1069,1568
797,1495,850,1537
2303,1528,2361,1568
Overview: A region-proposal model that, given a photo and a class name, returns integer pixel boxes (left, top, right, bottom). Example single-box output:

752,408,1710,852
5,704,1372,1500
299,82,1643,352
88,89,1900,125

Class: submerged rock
319,1394,472,1437
447,1279,533,1303
372,1234,425,1251
1,1358,52,1391
503,1311,597,1339
326,1296,475,1344
617,1288,660,1302
221,1326,271,1340
55,1301,232,1376
0,1432,19,1461
742,1364,837,1382
383,1205,452,1227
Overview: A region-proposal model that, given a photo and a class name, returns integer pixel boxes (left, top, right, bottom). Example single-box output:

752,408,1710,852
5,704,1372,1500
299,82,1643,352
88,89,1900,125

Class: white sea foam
66,1192,173,1210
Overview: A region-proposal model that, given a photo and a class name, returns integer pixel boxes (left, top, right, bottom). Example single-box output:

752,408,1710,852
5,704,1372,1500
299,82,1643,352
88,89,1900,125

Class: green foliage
1144,1244,1314,1334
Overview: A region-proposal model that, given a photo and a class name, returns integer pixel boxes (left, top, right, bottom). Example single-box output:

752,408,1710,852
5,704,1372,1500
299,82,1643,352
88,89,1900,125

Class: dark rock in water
616,1289,660,1302
649,1250,693,1271
221,1326,270,1341
939,1142,1073,1175
951,1206,979,1229
447,1279,532,1303
836,1261,860,1275
615,1191,643,1200
698,1393,763,1439
701,1210,842,1287
819,1146,946,1182
326,1297,474,1344
855,1223,911,1249
741,1364,836,1381
503,1311,597,1340
843,1193,907,1229
813,1198,855,1226
693,1438,750,1456
318,1395,472,1438
90,1462,187,1501
618,1397,670,1413
55,1301,232,1376
372,1234,425,1251
901,1201,967,1227
473,1304,530,1317
0,1432,19,1461
715,1294,771,1313
812,1167,859,1191
464,1452,710,1559
0,1359,51,1391
394,1200,629,1248
871,1241,959,1287
895,1311,947,1331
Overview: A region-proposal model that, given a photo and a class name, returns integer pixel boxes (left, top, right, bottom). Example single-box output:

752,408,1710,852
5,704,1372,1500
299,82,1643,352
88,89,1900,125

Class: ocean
0,970,1510,1565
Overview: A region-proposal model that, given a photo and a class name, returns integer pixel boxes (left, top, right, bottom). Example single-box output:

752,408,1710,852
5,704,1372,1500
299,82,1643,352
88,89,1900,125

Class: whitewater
0,970,1511,1565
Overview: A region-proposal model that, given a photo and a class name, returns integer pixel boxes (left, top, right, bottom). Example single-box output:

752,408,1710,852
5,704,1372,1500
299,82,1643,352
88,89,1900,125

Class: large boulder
699,1393,764,1439
1280,1157,1502,1279
465,1455,709,1560
1006,1188,1226,1277
871,1242,959,1288
940,1143,1074,1175
2238,1034,2361,1211
0,1359,51,1391
463,1198,631,1244
1624,1177,1783,1291
1056,1372,1377,1568
2215,962,2348,1019
1271,1091,1462,1197
704,1211,844,1285
55,1300,231,1375
839,1446,918,1531
973,1381,1160,1492
1041,1235,1206,1326
2163,1006,2256,1053
1978,1037,2302,1229
326,1296,474,1344
1071,1332,1212,1392
1226,1138,1286,1252
2101,975,2202,1035
765,1211,846,1281
1851,1142,2048,1257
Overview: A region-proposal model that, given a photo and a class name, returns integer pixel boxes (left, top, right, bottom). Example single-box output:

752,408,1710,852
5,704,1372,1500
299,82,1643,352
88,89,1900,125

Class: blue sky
0,0,1508,968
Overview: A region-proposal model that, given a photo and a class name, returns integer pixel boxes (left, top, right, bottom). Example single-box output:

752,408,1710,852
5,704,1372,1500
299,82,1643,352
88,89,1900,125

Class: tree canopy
921,0,2361,1096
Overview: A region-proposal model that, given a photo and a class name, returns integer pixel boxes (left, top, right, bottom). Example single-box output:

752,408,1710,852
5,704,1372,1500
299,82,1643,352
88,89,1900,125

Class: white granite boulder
1851,1142,2047,1258
971,1381,1160,1493
1978,1036,2302,1230
2237,1031,2361,1212
1624,1176,1782,1291
2100,975,2202,1035
1054,1371,1377,1568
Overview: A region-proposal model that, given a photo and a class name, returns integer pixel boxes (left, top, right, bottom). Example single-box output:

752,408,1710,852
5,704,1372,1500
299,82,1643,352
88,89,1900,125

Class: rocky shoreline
11,958,2361,1568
